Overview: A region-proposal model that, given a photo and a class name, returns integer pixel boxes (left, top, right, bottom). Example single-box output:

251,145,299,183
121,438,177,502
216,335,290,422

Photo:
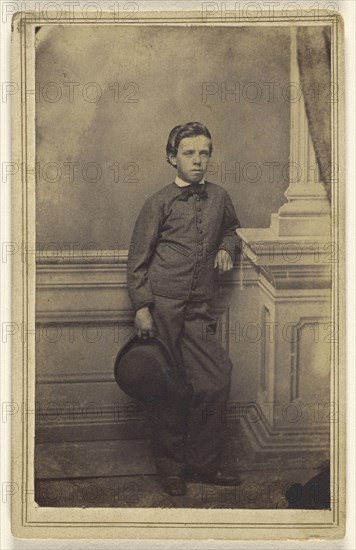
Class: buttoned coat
127,181,240,311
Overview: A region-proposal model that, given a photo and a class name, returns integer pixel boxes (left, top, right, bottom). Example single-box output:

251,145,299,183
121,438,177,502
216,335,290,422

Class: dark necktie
178,183,208,201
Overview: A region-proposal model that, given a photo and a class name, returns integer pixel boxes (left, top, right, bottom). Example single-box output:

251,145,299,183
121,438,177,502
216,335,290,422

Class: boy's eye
183,151,209,157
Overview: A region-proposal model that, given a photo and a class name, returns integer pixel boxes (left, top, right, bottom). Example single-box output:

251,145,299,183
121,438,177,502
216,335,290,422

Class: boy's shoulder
151,182,178,199
205,181,228,195
142,183,178,208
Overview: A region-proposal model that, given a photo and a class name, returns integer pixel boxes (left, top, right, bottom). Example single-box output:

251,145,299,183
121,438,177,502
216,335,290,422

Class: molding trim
237,231,335,268
258,272,332,302
36,400,330,462
36,249,128,264
36,251,256,286
36,371,118,384
35,252,255,324
36,402,146,427
260,306,270,393
36,309,135,324
237,402,329,461
290,316,331,401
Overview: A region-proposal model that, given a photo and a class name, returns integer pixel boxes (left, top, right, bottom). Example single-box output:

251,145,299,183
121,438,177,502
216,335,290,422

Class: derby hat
114,335,180,403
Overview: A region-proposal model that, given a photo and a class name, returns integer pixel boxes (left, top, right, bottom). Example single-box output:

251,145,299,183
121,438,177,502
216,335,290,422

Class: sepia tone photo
11,6,345,540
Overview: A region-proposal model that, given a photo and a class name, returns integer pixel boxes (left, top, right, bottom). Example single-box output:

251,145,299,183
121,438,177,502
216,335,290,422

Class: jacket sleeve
218,191,241,262
127,196,161,312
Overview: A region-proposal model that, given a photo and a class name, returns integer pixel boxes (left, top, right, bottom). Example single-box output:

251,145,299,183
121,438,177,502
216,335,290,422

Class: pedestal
236,227,332,464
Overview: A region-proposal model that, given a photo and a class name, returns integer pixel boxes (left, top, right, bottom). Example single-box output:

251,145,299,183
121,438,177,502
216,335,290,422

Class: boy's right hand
135,306,155,339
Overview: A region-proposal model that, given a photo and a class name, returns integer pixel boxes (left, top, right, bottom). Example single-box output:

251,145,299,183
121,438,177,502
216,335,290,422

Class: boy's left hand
214,249,233,274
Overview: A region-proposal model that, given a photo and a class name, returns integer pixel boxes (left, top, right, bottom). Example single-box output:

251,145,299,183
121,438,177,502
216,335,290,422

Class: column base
270,182,331,237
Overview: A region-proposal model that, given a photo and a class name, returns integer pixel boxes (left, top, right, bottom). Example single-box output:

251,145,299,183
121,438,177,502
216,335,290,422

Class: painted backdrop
35,25,291,250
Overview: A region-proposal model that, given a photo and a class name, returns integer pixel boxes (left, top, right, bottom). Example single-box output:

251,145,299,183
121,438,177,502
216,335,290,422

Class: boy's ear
168,154,177,167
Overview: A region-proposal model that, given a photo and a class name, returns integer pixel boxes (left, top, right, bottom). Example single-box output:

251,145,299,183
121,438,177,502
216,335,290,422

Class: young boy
127,122,241,496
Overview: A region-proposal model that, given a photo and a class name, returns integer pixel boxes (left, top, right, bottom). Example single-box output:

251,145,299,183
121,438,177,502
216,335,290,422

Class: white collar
175,175,205,187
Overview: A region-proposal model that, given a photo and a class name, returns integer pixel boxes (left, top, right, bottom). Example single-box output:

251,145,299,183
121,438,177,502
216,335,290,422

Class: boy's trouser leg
146,296,233,477
146,296,188,477
180,301,233,474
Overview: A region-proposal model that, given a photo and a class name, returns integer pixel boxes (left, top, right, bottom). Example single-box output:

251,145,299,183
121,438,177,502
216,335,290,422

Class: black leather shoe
160,476,186,496
185,470,242,486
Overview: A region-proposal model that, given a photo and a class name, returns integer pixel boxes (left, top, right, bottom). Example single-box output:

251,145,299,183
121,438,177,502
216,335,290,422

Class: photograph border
11,8,345,540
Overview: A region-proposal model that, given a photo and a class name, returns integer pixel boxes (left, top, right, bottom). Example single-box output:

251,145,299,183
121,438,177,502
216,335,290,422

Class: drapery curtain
297,27,332,201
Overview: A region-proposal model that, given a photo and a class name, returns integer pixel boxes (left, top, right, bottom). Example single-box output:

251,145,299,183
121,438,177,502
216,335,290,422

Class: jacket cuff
134,300,154,313
218,241,237,262
219,232,242,263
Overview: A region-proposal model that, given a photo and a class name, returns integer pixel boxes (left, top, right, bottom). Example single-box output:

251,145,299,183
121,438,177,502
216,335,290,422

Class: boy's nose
193,154,201,164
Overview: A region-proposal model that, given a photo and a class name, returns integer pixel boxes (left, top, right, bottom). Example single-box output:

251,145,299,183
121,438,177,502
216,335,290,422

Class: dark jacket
127,181,240,311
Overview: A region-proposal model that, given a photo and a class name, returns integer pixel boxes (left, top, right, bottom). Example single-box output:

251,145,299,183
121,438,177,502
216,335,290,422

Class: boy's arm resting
127,196,161,312
218,191,241,262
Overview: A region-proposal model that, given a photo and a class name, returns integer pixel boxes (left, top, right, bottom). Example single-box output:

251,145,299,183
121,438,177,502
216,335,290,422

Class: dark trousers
146,295,233,477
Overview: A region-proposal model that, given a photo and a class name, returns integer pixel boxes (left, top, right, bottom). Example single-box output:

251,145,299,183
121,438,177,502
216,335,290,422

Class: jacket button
197,219,202,223
198,252,202,256
196,207,201,212
193,274,198,279
198,229,203,234
196,197,200,201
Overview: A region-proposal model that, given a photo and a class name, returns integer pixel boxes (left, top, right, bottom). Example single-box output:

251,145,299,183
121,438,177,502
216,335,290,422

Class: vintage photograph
11,6,345,540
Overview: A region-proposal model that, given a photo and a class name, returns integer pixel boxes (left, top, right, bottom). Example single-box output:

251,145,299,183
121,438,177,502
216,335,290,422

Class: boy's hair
166,122,212,166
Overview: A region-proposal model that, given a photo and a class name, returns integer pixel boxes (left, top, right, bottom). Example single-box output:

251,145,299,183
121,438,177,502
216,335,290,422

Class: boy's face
169,135,211,184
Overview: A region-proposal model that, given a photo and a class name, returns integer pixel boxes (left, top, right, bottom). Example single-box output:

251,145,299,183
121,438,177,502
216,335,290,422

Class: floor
35,469,326,509
35,436,328,509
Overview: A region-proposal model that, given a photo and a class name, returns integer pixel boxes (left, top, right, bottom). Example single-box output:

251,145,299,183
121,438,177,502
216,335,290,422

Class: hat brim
114,335,177,402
